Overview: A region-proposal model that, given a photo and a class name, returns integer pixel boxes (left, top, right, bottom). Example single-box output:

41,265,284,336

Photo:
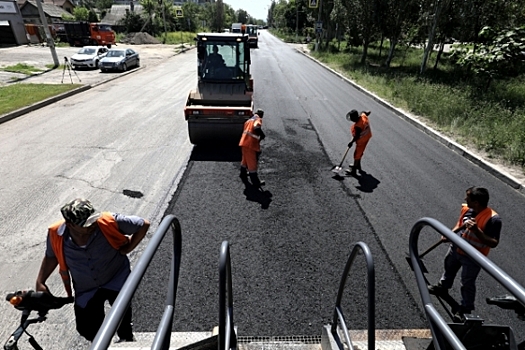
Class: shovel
406,224,466,273
406,239,444,273
331,145,352,173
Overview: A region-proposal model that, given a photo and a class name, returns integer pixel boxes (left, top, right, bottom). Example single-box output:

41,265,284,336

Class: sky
223,0,272,21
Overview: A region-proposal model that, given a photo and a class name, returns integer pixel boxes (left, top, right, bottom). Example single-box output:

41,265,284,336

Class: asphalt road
1,31,524,349
131,31,525,340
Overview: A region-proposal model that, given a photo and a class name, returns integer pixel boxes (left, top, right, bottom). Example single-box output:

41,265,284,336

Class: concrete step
108,328,432,350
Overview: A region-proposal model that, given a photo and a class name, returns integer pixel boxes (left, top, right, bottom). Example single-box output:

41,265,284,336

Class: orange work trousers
241,147,258,172
353,137,371,160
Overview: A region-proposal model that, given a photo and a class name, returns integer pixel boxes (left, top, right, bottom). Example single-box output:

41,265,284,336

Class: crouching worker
35,198,150,343
239,108,266,188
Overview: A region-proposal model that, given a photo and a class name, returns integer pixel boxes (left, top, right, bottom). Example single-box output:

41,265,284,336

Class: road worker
428,187,501,321
346,109,372,176
35,198,150,342
239,109,265,188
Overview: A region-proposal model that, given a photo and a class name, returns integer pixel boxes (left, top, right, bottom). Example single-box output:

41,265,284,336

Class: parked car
99,48,140,72
70,46,108,69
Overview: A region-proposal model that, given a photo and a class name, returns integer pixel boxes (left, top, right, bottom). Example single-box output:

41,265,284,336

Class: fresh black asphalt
132,116,428,336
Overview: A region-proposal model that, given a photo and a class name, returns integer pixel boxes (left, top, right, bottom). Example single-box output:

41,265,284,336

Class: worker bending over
346,109,372,176
239,109,265,188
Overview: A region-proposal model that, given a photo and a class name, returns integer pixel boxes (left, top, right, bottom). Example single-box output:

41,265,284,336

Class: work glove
347,141,353,148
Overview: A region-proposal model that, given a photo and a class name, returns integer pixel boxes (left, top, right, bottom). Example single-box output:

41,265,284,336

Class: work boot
354,159,362,174
452,306,472,323
345,165,357,177
428,283,449,297
249,172,264,189
239,166,248,182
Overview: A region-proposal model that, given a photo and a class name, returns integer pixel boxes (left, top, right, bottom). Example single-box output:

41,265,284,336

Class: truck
63,22,116,47
231,23,243,33
184,33,254,145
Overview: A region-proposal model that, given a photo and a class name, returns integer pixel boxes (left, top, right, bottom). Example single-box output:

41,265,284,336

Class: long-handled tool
331,145,351,173
406,223,466,273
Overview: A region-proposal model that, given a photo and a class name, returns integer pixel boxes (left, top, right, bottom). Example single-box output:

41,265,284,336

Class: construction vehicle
184,33,254,145
63,21,116,47
245,24,259,48
231,23,242,33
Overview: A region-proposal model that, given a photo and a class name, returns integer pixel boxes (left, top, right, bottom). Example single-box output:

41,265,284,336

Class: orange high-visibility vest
239,115,262,151
455,204,498,256
48,212,129,297
351,113,372,143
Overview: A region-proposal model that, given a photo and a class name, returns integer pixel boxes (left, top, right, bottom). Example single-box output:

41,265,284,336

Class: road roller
184,32,254,145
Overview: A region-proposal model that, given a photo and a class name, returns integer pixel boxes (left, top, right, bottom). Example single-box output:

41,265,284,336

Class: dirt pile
120,32,161,45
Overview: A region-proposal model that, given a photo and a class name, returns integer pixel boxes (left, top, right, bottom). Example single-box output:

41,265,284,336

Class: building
0,0,28,45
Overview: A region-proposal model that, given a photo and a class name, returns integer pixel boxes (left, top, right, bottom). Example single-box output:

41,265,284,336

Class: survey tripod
61,57,81,84
4,290,73,350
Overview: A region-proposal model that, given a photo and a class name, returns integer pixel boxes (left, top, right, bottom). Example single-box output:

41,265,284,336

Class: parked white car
70,46,109,69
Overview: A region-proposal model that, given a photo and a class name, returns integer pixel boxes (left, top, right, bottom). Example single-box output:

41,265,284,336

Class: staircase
94,217,525,350
108,328,433,350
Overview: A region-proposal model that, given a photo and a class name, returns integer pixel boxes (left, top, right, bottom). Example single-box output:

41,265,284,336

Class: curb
0,45,194,125
294,46,525,194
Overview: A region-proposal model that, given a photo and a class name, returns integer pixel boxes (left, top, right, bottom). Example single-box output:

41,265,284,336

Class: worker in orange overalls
346,109,372,176
239,109,265,188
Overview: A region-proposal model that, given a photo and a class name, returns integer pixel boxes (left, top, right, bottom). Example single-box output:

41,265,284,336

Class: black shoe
451,306,472,323
428,284,449,296
345,167,357,176
452,311,465,323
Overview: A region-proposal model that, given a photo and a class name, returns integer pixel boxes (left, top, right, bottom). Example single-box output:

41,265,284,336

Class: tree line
65,0,265,37
268,0,525,77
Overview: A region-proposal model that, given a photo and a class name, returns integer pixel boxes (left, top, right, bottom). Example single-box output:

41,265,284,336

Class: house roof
22,0,71,17
102,4,143,26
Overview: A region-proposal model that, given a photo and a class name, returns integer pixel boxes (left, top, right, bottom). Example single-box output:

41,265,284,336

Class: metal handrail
90,215,182,350
219,241,237,350
409,217,525,350
330,242,375,350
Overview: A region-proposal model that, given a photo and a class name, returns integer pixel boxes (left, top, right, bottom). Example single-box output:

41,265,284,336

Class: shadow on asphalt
242,179,273,209
331,170,381,193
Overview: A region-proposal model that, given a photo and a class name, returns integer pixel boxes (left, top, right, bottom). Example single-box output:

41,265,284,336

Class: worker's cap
60,198,100,227
256,109,264,117
346,109,359,121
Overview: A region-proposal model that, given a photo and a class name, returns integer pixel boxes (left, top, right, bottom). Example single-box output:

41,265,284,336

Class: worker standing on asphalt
428,186,501,321
239,109,265,189
346,109,372,176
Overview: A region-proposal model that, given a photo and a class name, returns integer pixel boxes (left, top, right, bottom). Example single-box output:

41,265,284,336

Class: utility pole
315,0,322,52
35,0,59,67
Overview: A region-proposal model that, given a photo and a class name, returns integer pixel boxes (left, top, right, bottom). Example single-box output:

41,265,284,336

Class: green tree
88,9,98,22
73,7,89,21
452,26,525,89
118,9,145,33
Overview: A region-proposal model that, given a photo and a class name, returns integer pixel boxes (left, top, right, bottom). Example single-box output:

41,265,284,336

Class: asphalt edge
0,45,194,126
294,46,525,195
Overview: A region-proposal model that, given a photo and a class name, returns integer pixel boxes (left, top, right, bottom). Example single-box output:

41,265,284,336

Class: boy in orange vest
35,198,150,342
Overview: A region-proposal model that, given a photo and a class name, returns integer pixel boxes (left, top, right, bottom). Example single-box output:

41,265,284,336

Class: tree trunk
433,42,445,70
385,38,397,67
361,38,369,64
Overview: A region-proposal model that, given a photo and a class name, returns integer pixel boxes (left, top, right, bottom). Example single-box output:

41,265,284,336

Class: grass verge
0,84,82,116
295,37,525,171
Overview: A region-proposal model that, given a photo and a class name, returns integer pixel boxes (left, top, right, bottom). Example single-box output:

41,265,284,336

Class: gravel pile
120,32,161,45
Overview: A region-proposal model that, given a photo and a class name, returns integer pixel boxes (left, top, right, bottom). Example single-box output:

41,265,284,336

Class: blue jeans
439,246,481,312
